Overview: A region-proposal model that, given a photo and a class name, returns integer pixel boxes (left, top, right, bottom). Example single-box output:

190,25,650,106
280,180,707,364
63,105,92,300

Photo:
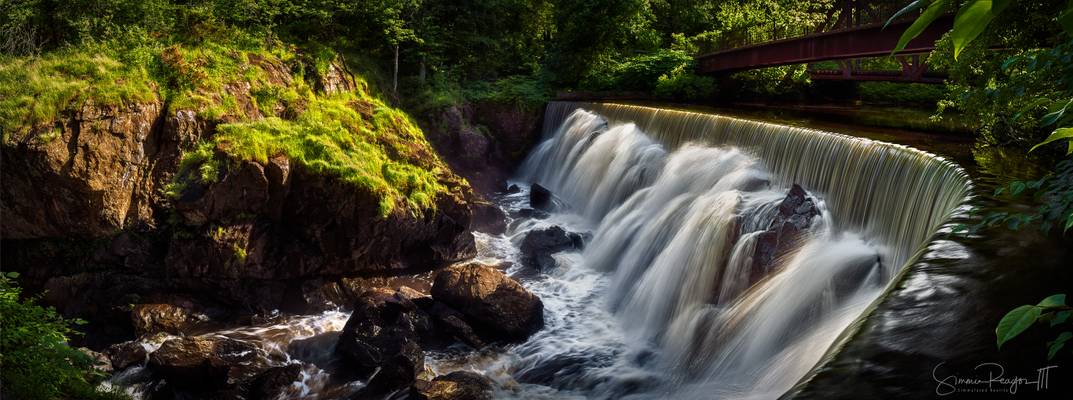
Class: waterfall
515,102,971,399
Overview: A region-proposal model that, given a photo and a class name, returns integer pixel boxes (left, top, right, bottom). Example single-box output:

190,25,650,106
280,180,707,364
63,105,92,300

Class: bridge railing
698,0,916,55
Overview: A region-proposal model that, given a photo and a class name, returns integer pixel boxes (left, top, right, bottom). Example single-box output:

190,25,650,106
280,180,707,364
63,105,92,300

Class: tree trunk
393,45,399,93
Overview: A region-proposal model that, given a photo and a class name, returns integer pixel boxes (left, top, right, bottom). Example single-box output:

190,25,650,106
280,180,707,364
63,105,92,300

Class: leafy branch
996,294,1072,359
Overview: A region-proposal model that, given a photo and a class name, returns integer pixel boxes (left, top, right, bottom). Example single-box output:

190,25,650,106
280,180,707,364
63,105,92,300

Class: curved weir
510,102,972,398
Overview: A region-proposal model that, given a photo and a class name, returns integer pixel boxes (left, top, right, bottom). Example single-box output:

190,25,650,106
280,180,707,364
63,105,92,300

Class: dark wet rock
519,226,583,270
506,184,521,194
79,347,113,374
397,286,435,309
148,336,267,390
529,184,553,210
336,289,429,394
471,201,507,235
105,341,149,370
431,263,544,341
752,184,820,280
131,303,205,337
427,302,485,349
514,208,550,220
251,364,302,400
411,371,494,400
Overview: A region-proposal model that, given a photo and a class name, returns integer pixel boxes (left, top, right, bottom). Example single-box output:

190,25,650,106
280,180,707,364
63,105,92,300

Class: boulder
519,226,583,270
529,184,553,210
131,303,204,337
457,127,491,165
427,302,485,349
148,336,267,390
411,371,495,400
471,201,508,235
336,289,429,394
751,184,820,279
251,364,302,400
505,184,521,194
431,264,543,341
78,347,113,375
105,341,149,370
514,208,550,220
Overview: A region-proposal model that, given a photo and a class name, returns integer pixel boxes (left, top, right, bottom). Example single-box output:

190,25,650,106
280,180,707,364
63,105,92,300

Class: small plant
231,244,248,264
0,272,127,400
996,294,1072,360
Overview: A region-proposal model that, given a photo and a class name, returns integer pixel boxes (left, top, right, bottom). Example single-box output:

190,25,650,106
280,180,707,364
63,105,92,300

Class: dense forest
2,1,1073,399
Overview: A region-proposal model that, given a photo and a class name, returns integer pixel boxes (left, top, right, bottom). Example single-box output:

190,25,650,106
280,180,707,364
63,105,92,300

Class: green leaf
885,0,925,29
1030,128,1073,153
1048,332,1071,360
4,271,19,279
997,305,1041,348
1065,212,1073,232
951,0,1010,60
893,0,950,54
1053,310,1072,326
994,186,1006,196
1010,181,1026,196
1039,294,1067,308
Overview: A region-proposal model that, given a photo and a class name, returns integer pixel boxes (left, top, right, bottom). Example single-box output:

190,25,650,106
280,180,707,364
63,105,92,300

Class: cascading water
106,102,971,400
497,102,971,399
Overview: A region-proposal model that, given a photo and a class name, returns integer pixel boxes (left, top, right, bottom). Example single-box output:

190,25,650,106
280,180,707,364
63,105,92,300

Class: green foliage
654,65,714,100
581,49,692,91
857,82,946,107
995,293,1072,359
0,272,126,400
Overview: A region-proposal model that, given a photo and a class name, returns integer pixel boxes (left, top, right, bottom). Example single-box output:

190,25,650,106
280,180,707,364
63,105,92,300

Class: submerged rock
529,184,553,210
506,184,521,194
514,208,550,220
336,289,429,394
431,263,544,341
148,336,266,390
519,226,584,270
411,371,494,400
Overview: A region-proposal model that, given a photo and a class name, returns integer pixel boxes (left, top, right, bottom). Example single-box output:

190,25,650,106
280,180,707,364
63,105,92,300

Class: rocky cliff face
0,57,477,345
417,101,544,196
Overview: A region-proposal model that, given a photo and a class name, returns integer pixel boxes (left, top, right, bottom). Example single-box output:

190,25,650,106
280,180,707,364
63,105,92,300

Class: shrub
0,272,127,400
654,65,714,100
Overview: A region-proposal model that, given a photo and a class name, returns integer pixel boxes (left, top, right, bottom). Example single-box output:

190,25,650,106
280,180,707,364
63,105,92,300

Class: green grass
0,48,155,140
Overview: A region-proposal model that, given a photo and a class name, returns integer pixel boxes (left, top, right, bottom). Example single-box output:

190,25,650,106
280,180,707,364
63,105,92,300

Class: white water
109,103,970,400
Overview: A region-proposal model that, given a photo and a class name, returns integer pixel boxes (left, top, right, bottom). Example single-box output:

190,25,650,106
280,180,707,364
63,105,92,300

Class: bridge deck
696,16,954,74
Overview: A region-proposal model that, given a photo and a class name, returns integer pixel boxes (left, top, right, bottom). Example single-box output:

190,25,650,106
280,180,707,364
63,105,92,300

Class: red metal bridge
696,0,952,83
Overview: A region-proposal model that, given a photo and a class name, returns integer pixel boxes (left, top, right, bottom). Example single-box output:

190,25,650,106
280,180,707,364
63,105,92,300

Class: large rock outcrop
431,263,544,341
1,101,163,239
0,57,479,346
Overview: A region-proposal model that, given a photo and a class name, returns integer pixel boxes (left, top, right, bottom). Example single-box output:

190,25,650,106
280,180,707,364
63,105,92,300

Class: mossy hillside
204,92,455,216
1,35,459,218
